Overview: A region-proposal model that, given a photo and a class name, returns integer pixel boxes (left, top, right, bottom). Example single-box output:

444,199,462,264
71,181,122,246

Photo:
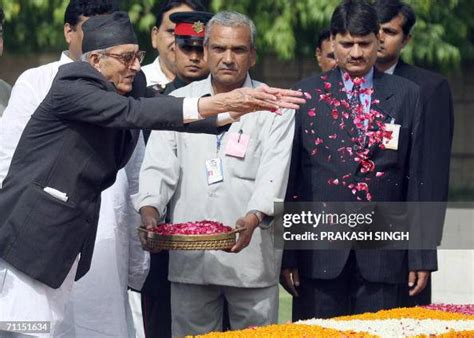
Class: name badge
383,123,401,150
224,132,250,158
206,158,224,184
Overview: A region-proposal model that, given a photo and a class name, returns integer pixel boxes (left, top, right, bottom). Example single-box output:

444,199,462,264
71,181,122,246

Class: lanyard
216,132,226,155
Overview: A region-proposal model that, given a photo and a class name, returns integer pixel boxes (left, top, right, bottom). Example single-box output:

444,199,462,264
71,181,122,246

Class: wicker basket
138,227,244,251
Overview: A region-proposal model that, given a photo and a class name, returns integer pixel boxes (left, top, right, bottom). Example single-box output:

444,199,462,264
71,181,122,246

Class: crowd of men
0,0,453,337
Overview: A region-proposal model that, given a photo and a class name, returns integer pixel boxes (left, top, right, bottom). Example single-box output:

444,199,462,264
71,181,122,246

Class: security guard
144,11,213,143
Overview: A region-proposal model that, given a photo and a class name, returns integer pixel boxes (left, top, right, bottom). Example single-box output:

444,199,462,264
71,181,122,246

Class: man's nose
130,57,141,71
379,30,385,43
222,49,233,64
350,44,363,59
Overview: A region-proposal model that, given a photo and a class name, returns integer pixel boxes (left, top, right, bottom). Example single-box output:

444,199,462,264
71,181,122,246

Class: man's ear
402,33,412,49
250,48,257,68
89,53,102,72
64,23,74,44
316,47,322,63
151,26,159,49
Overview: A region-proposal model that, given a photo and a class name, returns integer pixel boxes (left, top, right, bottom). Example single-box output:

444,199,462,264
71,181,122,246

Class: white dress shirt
141,56,173,87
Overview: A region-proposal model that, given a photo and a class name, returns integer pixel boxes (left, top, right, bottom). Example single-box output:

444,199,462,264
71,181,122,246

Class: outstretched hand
198,86,306,118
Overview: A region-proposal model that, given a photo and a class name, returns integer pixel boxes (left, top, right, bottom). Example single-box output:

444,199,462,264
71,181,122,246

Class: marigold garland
191,324,376,338
334,307,474,321
191,307,474,338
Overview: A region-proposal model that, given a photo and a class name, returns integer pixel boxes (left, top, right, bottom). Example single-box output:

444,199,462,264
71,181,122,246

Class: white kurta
141,56,173,87
134,75,295,288
0,52,148,337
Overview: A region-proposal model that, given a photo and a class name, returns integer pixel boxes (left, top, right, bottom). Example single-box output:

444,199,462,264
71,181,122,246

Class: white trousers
171,282,278,337
0,258,78,338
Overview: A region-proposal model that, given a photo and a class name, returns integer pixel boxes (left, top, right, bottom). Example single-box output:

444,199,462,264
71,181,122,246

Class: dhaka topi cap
82,11,138,53
170,11,213,47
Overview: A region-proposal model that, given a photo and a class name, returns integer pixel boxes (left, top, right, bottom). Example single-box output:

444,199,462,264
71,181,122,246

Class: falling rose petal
304,129,309,134
321,75,328,81
352,76,365,86
328,155,332,161
366,193,372,201
360,159,375,173
315,138,324,145
310,122,314,127
324,82,332,90
331,109,339,119
376,171,385,177
308,109,316,117
372,99,380,105
343,174,351,180
311,149,317,156
304,92,312,99
328,134,337,140
328,178,339,185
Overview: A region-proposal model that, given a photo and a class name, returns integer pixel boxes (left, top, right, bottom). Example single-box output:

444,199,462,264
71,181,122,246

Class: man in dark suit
374,0,454,306
0,11,304,334
281,0,437,319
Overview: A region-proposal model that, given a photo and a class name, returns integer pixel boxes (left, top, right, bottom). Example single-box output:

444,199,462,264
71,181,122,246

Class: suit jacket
0,61,221,288
282,67,437,283
394,60,454,244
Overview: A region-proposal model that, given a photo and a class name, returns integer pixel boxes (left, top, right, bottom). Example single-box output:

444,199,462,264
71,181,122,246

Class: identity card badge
206,158,224,184
383,121,401,150
224,131,250,158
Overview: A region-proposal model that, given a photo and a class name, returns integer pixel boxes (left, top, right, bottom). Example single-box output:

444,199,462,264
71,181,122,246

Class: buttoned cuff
217,113,239,126
183,97,203,123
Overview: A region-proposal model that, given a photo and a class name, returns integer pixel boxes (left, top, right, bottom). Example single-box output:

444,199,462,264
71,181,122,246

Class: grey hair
80,48,108,62
204,11,257,48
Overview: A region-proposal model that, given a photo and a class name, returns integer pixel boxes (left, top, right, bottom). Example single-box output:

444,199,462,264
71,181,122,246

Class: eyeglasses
102,50,146,66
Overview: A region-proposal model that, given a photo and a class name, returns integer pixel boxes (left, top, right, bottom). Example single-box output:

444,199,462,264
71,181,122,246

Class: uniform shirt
141,56,173,88
134,74,295,287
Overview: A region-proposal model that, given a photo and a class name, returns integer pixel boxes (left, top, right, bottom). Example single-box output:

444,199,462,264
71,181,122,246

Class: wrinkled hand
280,268,300,297
139,206,161,253
230,214,259,253
408,270,430,296
222,86,305,114
257,84,307,110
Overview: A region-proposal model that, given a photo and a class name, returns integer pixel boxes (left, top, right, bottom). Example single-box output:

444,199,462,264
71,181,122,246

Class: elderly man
0,2,148,337
135,11,295,336
0,11,303,337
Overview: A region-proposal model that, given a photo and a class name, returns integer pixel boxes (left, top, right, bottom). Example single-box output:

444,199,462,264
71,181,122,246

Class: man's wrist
247,210,265,227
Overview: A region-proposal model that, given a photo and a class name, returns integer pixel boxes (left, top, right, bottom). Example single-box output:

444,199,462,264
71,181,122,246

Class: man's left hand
408,270,430,296
230,214,259,253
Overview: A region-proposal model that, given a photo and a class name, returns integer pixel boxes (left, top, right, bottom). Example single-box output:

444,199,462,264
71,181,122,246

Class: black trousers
398,277,431,306
141,251,171,338
292,251,403,320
